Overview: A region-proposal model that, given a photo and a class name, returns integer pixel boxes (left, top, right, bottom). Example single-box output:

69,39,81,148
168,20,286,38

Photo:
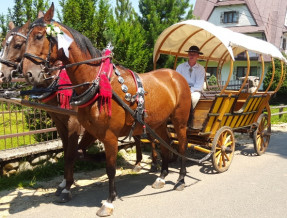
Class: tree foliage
58,0,111,49
138,0,194,70
0,0,195,73
105,0,149,72
7,0,49,26
263,59,287,104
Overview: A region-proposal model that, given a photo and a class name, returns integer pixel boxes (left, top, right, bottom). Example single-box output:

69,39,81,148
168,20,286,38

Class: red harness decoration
41,68,72,109
98,49,113,116
57,69,73,109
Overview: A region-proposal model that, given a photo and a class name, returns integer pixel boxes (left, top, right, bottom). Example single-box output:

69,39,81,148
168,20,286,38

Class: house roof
193,0,287,48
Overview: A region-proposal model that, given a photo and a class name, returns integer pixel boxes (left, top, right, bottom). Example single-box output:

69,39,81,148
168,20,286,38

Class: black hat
185,45,203,55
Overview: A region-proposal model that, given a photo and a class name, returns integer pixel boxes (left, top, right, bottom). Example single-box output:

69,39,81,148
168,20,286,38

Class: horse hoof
152,178,165,189
57,191,72,203
55,186,64,196
150,163,159,172
96,202,114,217
174,181,185,191
132,165,142,173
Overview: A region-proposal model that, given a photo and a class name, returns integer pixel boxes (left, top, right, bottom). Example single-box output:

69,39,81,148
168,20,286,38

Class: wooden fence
0,97,286,151
270,105,287,118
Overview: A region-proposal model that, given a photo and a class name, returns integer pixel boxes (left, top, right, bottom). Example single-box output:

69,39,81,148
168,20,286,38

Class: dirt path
1,123,286,217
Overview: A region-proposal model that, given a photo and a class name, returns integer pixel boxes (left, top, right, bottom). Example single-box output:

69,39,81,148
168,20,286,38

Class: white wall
208,5,256,27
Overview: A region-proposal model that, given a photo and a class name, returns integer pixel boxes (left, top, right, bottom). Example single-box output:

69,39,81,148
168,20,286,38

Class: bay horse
21,3,191,216
0,18,159,203
0,19,96,202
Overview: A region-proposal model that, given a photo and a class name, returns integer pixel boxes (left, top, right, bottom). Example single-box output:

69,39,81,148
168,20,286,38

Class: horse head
0,10,45,84
0,21,30,83
22,3,101,90
22,4,60,85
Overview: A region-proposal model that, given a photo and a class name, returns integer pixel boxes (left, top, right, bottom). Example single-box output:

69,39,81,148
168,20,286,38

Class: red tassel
99,73,112,116
57,69,72,109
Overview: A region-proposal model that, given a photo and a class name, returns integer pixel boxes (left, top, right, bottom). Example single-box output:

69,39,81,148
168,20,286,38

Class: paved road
6,131,287,218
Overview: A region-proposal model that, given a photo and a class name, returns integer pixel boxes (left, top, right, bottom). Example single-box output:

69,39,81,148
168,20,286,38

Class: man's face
188,52,199,65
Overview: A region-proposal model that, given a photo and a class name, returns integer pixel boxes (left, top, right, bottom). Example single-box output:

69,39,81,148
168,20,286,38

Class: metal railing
0,100,58,150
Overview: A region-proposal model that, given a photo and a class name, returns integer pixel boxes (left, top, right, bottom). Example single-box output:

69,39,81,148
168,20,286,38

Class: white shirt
176,62,205,92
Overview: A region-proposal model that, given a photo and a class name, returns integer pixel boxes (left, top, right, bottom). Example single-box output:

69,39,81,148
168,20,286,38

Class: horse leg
58,130,79,202
133,136,159,172
150,140,159,172
57,116,81,202
170,114,188,191
78,130,96,159
133,136,143,172
152,123,170,189
97,134,118,217
48,113,70,197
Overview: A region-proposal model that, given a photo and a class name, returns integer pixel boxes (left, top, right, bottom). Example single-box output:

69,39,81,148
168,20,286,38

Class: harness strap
112,90,213,163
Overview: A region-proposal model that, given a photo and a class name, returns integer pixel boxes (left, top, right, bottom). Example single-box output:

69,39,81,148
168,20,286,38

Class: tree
6,0,49,26
10,0,25,26
138,0,194,70
58,0,111,48
0,14,9,44
263,59,287,104
105,0,149,72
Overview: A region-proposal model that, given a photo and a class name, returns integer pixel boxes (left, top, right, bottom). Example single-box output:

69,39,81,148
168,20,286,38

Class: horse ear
8,21,15,30
44,3,54,22
21,20,31,35
37,10,44,18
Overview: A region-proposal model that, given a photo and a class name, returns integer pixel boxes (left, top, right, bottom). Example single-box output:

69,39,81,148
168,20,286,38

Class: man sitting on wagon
176,45,205,127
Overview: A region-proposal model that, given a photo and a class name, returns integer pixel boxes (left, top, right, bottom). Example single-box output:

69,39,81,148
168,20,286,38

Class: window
236,66,258,79
283,38,286,50
222,11,239,24
206,67,217,78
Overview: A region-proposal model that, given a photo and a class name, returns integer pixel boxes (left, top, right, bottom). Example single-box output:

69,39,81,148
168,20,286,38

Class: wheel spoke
225,141,232,147
221,153,226,167
215,149,221,157
218,153,222,167
223,152,230,161
224,134,231,145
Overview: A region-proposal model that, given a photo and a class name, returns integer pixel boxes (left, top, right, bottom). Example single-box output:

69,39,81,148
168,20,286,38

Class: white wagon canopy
153,19,286,95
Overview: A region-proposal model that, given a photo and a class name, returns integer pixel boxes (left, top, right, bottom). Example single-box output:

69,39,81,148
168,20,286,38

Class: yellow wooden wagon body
151,20,287,172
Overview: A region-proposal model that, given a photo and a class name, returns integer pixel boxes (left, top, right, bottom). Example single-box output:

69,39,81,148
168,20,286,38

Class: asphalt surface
4,131,287,218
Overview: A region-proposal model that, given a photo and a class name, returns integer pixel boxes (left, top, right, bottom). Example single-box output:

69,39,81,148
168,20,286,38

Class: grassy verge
270,105,287,124
0,153,127,192
0,107,36,150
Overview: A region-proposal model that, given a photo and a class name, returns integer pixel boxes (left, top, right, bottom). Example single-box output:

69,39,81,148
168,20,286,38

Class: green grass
0,109,36,150
270,105,287,124
0,156,107,191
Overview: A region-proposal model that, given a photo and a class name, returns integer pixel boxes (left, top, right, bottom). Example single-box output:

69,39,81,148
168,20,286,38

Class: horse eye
36,33,43,40
14,43,22,49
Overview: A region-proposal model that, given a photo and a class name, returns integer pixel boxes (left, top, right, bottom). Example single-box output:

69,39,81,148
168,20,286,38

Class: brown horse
21,4,191,216
0,19,97,202
0,19,159,203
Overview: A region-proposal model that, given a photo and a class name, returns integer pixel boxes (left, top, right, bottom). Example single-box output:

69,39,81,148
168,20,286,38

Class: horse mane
31,18,102,58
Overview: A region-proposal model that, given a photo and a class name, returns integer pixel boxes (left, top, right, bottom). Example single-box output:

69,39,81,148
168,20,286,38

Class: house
193,0,287,83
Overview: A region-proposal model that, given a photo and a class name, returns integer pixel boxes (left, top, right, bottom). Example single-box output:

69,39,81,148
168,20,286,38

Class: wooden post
279,104,283,119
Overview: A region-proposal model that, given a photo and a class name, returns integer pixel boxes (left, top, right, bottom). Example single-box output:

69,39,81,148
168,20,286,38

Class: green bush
263,58,287,104
208,75,217,86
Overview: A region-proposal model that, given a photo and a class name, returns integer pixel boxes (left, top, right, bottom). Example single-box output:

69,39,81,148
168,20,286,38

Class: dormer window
221,11,239,23
283,38,286,50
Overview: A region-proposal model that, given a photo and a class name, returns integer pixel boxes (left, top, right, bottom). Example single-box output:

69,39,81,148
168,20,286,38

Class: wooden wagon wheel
253,113,271,156
211,126,235,173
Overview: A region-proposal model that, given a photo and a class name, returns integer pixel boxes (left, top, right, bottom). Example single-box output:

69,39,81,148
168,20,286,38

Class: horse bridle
23,22,55,76
23,22,110,78
0,31,27,75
